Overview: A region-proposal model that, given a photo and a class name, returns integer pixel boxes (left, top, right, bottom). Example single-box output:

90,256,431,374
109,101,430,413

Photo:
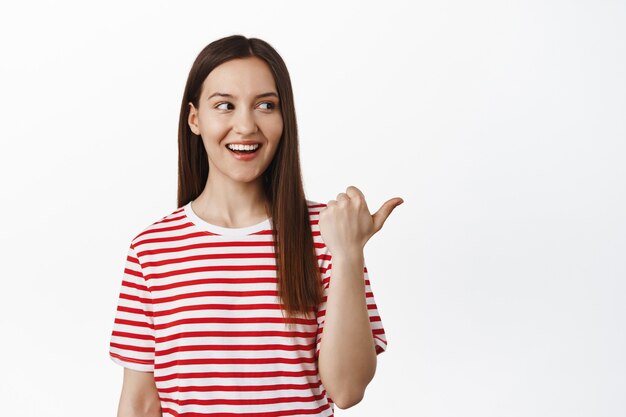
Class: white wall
0,0,624,416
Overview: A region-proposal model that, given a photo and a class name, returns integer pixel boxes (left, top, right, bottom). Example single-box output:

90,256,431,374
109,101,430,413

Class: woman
109,34,403,417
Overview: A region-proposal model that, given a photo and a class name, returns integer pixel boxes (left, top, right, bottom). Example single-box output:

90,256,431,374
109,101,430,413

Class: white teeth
227,143,260,151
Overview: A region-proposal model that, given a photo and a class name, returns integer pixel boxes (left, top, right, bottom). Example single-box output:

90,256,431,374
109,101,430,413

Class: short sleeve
108,243,156,372
315,256,388,359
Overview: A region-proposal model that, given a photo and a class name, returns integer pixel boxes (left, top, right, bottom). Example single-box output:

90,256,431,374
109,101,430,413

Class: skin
117,55,404,414
117,368,161,417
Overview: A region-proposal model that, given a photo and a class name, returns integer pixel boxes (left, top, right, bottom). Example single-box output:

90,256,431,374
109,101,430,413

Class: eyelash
215,101,276,111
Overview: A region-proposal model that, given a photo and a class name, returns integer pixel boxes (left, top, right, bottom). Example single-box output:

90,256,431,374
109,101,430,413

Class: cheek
263,116,283,142
203,119,230,141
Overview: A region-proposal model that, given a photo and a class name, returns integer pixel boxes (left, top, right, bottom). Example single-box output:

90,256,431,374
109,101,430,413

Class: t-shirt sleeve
315,255,388,359
108,242,156,372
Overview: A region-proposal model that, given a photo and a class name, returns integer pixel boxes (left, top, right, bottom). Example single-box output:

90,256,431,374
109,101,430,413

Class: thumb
372,197,404,233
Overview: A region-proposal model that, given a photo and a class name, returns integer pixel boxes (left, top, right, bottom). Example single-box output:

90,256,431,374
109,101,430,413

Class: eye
258,101,276,110
215,102,233,110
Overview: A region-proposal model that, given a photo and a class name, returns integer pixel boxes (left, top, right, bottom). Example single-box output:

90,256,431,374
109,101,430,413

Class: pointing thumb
372,197,404,233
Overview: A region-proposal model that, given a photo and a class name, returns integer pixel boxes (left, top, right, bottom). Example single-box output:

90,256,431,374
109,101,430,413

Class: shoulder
129,204,188,249
305,199,331,251
305,198,327,214
305,199,329,225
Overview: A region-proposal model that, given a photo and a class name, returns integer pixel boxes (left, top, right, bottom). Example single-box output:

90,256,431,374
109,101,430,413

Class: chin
229,173,263,184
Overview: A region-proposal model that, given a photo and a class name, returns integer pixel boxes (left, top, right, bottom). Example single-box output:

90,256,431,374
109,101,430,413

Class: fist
318,185,404,258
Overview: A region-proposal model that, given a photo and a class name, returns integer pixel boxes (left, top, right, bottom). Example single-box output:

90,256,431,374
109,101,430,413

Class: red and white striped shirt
109,199,387,416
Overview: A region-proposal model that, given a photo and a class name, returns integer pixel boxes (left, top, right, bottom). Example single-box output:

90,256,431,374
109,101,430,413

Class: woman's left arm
316,186,404,409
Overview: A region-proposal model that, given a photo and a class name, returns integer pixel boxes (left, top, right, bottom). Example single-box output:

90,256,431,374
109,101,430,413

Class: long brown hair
177,34,323,323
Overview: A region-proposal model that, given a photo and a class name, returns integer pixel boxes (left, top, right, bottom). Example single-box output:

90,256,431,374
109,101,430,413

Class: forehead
202,56,277,97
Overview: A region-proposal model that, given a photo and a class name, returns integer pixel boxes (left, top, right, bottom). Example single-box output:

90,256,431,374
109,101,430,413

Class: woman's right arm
116,368,162,417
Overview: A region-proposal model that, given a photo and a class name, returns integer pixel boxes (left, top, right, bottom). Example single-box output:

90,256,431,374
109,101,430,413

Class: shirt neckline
184,200,272,237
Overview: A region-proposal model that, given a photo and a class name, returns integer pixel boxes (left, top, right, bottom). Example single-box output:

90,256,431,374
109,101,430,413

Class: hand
318,185,404,258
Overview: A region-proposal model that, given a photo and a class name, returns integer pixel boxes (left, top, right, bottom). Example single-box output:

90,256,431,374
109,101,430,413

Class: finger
372,197,404,232
345,186,368,211
345,186,365,200
336,192,349,202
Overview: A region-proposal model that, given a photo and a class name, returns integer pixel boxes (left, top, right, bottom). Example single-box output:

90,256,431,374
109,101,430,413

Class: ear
188,102,200,135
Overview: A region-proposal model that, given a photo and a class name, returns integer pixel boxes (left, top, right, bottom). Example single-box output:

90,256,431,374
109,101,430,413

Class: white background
1,1,624,416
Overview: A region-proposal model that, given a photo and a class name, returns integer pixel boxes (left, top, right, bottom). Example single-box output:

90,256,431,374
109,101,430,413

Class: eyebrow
207,92,279,100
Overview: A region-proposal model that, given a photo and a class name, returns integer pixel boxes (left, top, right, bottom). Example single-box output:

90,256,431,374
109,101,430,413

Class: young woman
109,34,403,417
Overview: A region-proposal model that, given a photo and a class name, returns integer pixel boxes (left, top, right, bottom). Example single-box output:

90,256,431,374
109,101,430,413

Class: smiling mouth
225,144,262,155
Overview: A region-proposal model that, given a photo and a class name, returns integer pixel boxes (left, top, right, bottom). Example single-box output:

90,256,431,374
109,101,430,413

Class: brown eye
258,102,275,110
216,102,233,110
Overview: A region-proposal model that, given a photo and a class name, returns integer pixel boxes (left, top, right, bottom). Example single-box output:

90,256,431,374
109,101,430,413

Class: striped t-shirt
109,199,387,416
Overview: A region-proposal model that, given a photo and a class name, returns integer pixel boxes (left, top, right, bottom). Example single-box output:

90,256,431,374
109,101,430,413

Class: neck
192,173,270,228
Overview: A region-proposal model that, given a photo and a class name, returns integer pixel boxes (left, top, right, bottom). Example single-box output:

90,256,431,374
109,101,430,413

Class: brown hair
177,34,323,323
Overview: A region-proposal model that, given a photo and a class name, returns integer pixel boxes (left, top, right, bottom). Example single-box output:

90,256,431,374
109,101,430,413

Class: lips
225,143,262,161
225,142,262,146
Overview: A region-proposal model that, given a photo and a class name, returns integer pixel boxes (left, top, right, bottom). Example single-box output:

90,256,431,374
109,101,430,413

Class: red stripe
121,279,148,292
154,369,320,382
154,316,315,331
156,356,316,369
119,292,150,304
112,330,155,341
160,403,331,417
134,231,214,248
110,351,153,366
144,264,278,280
153,303,282,317
151,289,278,304
317,306,383,317
137,219,193,237
249,229,274,236
137,240,275,257
157,381,322,393
150,277,277,292
142,252,278,268
155,343,316,357
159,213,186,223
135,231,280,249
127,254,140,264
110,342,154,353
113,318,154,331
124,267,143,279
159,392,327,407
117,305,154,317
155,329,317,343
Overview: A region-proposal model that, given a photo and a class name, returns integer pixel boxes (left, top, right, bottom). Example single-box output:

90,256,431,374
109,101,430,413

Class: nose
233,108,259,135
